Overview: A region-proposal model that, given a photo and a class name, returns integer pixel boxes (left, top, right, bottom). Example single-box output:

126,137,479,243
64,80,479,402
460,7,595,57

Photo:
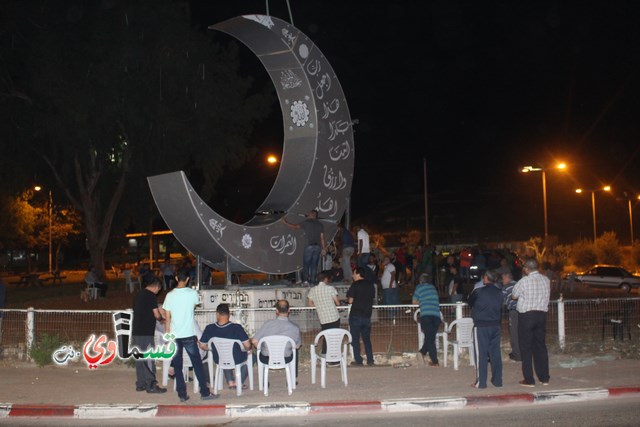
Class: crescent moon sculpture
148,15,355,275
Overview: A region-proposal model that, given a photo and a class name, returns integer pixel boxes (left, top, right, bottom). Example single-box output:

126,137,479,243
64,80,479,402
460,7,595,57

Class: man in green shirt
412,272,441,366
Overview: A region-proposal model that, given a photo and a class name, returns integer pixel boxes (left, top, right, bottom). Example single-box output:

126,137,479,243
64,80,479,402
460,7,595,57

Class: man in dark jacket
468,270,503,388
132,278,166,393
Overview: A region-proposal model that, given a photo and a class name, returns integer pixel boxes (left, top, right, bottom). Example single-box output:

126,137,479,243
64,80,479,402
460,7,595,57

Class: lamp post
575,186,611,241
34,186,53,273
625,194,640,245
520,163,567,238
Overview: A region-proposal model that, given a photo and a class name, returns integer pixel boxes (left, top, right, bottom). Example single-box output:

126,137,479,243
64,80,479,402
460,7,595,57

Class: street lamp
624,194,640,245
266,154,279,165
34,186,53,273
575,186,611,241
520,162,567,238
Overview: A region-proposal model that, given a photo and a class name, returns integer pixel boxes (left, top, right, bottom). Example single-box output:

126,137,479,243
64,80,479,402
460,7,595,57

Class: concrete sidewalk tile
309,400,383,413
533,388,609,404
382,397,466,412
75,404,157,418
9,404,75,417
156,404,226,417
0,404,11,418
226,402,310,417
465,393,534,407
607,386,640,397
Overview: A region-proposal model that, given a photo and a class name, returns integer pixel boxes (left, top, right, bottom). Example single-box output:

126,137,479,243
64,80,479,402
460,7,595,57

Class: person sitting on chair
199,303,252,390
84,265,107,298
251,300,301,379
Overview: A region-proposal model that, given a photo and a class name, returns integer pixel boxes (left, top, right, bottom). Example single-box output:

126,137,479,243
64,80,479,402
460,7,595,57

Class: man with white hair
512,258,550,387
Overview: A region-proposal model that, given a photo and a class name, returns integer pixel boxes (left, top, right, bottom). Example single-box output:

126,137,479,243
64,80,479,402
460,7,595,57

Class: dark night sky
9,0,635,246
195,0,640,245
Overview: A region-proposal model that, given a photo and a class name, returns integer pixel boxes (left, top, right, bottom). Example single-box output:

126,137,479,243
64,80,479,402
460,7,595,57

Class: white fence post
455,302,463,320
26,307,35,360
557,296,565,351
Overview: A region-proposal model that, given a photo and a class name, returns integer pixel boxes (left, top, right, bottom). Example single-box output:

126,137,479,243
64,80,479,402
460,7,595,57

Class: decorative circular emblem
290,100,310,127
241,234,253,249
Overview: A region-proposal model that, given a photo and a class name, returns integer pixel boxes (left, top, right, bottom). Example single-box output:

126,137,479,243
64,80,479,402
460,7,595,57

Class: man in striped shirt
412,272,441,366
308,270,342,356
512,258,550,387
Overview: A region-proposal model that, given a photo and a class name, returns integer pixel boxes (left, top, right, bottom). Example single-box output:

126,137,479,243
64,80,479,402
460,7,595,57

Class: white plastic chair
413,310,448,355
161,349,200,393
310,328,352,388
443,317,475,370
124,269,140,293
256,335,297,396
207,337,254,397
83,278,98,300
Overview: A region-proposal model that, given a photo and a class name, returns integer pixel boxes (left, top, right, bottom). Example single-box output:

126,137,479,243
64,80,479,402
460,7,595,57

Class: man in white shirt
512,258,550,387
380,256,398,305
357,225,370,269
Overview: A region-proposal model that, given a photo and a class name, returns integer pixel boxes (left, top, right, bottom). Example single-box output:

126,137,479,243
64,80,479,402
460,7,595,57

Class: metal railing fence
0,298,637,361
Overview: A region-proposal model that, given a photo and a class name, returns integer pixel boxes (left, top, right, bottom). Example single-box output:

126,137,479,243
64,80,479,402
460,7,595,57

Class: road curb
1,386,638,418
382,397,466,411
532,388,609,404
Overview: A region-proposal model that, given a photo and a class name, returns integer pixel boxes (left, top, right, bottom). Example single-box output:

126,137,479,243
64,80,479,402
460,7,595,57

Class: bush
595,232,621,265
552,244,572,270
571,239,597,268
30,333,64,367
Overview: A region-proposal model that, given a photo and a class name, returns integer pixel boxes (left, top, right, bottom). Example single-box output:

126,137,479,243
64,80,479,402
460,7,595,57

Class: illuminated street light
266,154,279,165
575,186,611,241
34,186,53,273
520,162,568,238
624,194,640,245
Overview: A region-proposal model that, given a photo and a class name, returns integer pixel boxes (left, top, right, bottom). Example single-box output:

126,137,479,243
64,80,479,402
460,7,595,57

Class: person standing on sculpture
282,209,326,284
512,258,550,387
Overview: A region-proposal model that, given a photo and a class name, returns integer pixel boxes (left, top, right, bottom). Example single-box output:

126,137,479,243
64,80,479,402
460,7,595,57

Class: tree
524,237,546,265
594,232,621,265
3,1,272,278
0,190,82,272
570,239,597,269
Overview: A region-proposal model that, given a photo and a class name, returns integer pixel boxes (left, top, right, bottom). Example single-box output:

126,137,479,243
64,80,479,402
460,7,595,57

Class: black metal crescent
147,15,354,274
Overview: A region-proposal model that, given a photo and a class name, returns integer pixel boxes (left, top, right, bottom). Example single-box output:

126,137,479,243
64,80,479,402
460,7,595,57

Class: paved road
2,396,638,427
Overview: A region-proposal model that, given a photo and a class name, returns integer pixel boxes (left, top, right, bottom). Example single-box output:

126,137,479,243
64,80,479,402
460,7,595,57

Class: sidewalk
1,353,639,418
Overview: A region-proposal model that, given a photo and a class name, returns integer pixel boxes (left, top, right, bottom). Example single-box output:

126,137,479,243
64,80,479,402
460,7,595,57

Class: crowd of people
416,258,551,390
130,263,381,401
129,254,550,401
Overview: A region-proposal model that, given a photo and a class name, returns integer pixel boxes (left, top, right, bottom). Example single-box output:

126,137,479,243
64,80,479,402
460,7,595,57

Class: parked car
572,265,640,293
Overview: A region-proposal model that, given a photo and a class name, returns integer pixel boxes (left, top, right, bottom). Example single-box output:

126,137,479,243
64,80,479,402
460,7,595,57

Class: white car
573,265,640,293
